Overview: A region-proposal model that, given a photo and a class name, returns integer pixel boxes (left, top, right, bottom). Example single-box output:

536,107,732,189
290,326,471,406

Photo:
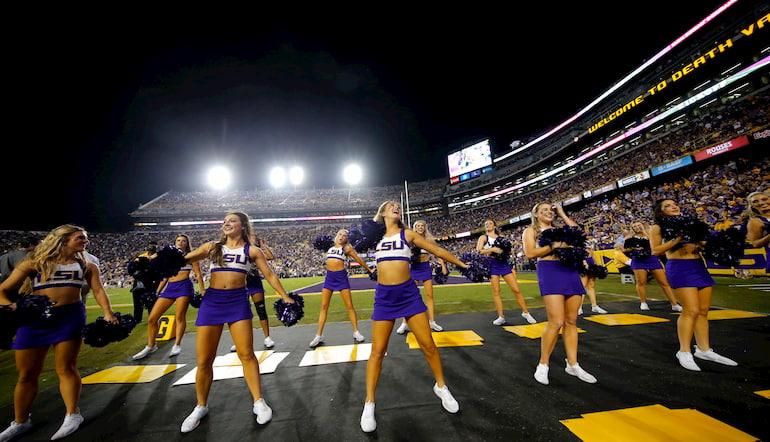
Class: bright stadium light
269,166,286,188
343,164,362,185
288,166,304,186
207,166,232,191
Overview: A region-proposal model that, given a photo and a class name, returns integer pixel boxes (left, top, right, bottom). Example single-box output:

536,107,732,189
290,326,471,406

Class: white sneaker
132,346,158,360
565,360,598,384
492,316,506,326
432,384,459,413
0,419,32,442
577,307,584,316
50,412,83,440
591,306,608,314
640,302,650,311
253,398,273,425
264,337,275,348
429,321,444,332
169,345,182,357
521,312,537,324
534,363,549,385
671,304,683,312
309,335,323,348
230,344,237,352
360,402,376,433
676,351,701,371
180,405,208,433
694,347,738,366
353,331,365,343
396,321,409,335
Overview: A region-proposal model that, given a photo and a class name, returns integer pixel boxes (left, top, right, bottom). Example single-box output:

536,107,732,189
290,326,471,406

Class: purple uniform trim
159,278,194,299
323,269,351,291
195,287,253,326
536,260,586,296
372,279,427,320
12,302,86,349
631,256,663,271
411,261,432,281
665,258,715,289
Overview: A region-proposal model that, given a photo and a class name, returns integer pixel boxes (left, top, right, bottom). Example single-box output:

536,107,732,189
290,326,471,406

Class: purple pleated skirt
323,269,351,291
488,258,513,276
536,260,586,296
411,261,432,281
372,279,427,321
195,287,253,326
665,258,715,289
631,256,663,271
159,279,194,299
12,302,86,349
247,275,265,295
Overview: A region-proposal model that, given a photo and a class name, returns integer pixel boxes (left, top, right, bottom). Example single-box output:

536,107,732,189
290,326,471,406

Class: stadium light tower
289,166,304,186
207,165,232,191
343,164,362,186
269,166,286,188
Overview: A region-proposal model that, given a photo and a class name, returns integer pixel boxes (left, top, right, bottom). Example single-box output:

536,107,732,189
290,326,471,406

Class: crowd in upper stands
2,89,767,286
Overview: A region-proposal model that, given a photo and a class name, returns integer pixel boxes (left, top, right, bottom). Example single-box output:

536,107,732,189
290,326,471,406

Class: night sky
5,2,730,232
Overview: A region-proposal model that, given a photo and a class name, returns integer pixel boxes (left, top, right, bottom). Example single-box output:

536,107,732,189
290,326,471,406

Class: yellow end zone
503,323,585,339
561,404,758,441
584,313,669,326
405,330,484,349
299,343,372,367
707,310,767,320
82,364,185,384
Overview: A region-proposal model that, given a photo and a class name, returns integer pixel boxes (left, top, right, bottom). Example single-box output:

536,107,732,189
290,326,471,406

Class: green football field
0,273,768,407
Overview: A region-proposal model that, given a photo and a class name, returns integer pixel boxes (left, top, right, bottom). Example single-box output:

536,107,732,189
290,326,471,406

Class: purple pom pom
150,245,187,278
624,237,651,259
17,295,55,323
582,263,609,279
704,226,746,267
554,247,589,271
190,292,203,308
458,252,490,282
492,236,513,262
433,266,448,285
659,215,708,243
353,220,387,252
274,292,305,327
83,313,137,348
313,235,334,251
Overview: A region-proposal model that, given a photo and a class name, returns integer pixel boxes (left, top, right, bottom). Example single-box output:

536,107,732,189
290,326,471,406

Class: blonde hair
747,191,769,217
335,229,350,246
21,225,87,294
530,202,551,238
374,200,405,229
412,220,433,241
209,212,253,266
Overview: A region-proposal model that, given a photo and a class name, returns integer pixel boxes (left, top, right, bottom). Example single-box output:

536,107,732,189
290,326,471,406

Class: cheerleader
396,220,444,334
623,222,681,312
523,203,597,386
0,225,117,441
230,233,275,352
179,212,295,433
360,201,468,433
746,191,770,275
309,229,372,347
133,234,204,360
476,219,536,325
650,199,736,371
579,236,608,315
